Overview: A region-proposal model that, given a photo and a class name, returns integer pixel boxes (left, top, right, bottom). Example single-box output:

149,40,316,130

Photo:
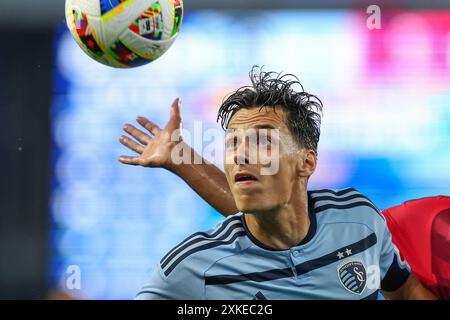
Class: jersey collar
240,192,317,251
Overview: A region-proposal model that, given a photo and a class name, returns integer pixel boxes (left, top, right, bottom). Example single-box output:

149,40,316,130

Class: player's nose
234,135,251,165
234,149,249,165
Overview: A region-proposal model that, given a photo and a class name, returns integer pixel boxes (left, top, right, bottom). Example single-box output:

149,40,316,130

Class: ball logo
337,260,367,295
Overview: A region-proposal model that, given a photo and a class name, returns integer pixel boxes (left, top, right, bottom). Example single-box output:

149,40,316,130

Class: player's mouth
234,171,259,186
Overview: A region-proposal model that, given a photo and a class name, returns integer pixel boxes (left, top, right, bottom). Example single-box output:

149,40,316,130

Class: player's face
224,107,306,213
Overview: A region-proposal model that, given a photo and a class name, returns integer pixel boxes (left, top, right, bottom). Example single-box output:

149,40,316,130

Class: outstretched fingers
137,116,162,136
119,135,145,154
165,97,182,132
118,155,143,166
123,124,151,145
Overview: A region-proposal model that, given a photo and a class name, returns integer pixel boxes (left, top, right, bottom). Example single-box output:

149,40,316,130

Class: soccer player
119,68,436,299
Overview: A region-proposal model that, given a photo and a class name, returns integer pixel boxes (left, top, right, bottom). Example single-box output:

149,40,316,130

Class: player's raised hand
119,98,184,169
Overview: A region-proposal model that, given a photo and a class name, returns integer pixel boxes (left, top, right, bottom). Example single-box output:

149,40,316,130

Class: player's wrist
164,141,197,174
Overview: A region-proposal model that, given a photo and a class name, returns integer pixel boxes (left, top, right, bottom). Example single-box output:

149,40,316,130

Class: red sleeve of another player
382,196,450,297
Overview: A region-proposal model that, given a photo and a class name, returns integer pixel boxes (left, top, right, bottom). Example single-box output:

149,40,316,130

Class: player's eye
258,134,272,145
225,136,238,149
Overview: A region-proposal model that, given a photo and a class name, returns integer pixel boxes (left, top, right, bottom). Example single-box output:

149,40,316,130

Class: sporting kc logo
337,260,367,295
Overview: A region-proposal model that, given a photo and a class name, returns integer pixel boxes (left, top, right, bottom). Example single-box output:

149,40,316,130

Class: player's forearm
167,144,238,217
382,273,438,300
402,277,438,300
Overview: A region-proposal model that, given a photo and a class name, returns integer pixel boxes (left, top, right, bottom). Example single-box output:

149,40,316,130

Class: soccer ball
65,0,184,68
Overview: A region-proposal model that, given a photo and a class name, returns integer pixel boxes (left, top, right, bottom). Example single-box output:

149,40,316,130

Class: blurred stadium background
1,0,450,299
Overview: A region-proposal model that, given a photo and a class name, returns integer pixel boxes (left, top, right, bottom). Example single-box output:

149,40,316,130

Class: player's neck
244,187,310,250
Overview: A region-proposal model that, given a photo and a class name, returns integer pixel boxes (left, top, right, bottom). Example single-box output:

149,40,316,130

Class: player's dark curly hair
217,66,323,153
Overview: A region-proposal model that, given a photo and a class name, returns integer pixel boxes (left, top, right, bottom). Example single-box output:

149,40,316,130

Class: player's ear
297,149,317,178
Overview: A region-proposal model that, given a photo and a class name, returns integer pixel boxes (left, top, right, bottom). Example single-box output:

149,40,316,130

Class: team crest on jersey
337,259,367,295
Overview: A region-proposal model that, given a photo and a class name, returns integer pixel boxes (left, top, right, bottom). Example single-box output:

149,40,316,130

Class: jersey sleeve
134,262,205,300
378,217,411,292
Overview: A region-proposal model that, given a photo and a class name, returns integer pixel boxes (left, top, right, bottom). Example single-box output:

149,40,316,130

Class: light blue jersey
136,188,410,300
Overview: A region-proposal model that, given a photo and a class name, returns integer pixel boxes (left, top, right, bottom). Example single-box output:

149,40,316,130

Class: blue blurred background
1,1,450,299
